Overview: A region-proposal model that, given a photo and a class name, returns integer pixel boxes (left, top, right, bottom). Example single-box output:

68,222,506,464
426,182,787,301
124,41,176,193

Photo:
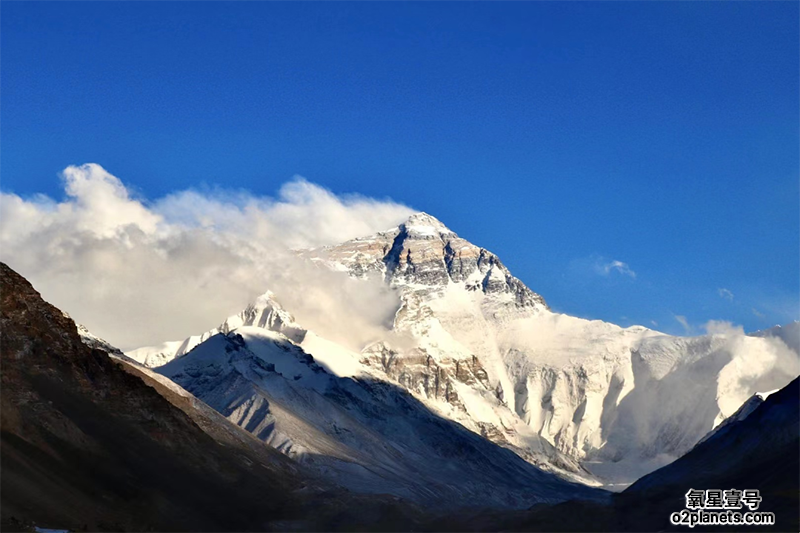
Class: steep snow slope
155,327,604,508
466,377,800,533
305,213,800,487
130,212,800,489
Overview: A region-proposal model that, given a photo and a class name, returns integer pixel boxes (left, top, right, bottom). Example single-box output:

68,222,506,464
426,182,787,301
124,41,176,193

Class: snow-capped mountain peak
309,212,548,311
128,212,800,491
127,291,306,367
401,211,456,239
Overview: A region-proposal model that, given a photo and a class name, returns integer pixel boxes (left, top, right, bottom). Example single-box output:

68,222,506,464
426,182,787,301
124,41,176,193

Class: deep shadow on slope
157,328,607,509
431,377,799,532
615,376,799,532
0,262,427,532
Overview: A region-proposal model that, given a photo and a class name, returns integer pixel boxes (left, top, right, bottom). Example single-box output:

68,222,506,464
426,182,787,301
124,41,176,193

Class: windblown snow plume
0,164,411,350
707,320,799,417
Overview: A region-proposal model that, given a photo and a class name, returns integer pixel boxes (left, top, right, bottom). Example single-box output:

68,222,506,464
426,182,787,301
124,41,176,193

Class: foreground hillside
0,262,426,532
431,377,800,532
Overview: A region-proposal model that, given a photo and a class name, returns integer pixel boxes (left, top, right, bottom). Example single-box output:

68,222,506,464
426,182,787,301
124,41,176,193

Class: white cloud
717,288,734,301
599,259,636,279
673,314,692,334
0,164,414,350
703,320,800,416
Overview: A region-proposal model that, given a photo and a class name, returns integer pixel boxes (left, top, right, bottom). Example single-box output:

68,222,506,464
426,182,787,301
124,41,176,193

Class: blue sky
2,2,798,335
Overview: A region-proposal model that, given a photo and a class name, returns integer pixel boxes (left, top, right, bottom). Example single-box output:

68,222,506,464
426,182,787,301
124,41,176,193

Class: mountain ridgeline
2,211,798,532
0,262,431,531
131,212,800,490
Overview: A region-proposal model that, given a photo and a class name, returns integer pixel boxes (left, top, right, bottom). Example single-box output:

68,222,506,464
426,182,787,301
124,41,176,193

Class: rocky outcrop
155,325,606,509
360,341,491,410
311,212,547,310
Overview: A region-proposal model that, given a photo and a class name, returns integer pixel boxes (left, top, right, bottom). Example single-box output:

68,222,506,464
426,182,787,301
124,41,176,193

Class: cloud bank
0,164,413,350
704,320,800,417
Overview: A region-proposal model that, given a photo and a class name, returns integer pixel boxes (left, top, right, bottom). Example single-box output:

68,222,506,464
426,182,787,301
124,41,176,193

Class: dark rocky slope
0,262,422,532
435,377,799,532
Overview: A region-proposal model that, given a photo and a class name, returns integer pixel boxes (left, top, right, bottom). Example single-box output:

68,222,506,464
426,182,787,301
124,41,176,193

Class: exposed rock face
312,212,547,309
0,262,430,532
302,213,559,465
359,342,491,410
128,212,800,489
155,326,606,509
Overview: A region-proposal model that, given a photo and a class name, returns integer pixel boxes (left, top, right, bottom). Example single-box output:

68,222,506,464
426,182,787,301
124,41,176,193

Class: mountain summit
401,211,456,237
310,212,548,310
129,212,800,490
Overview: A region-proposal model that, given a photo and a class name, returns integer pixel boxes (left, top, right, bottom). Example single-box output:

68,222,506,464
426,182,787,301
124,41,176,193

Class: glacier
128,212,800,490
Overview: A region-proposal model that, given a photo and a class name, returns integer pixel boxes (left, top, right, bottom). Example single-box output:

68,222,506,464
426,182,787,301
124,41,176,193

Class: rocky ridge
129,212,800,489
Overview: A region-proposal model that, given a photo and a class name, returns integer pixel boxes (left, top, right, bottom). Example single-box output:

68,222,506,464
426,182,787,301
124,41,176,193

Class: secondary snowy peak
218,291,306,342
129,211,800,491
749,321,800,354
156,326,604,508
127,291,306,368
